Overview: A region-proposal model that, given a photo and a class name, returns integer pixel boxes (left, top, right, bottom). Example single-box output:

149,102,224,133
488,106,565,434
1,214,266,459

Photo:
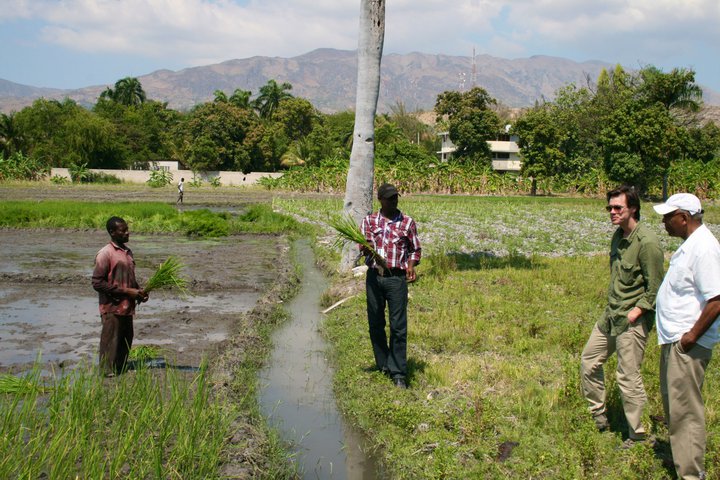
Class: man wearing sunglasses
581,185,664,448
654,193,720,480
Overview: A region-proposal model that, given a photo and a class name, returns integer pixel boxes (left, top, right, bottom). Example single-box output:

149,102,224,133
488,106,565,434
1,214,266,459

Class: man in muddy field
654,193,720,480
580,185,664,447
92,216,149,376
360,183,421,389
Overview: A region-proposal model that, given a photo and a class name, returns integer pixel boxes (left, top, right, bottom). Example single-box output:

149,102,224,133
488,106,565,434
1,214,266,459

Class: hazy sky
2,0,719,93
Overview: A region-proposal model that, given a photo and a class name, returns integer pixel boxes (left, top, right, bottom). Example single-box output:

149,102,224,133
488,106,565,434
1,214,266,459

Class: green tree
229,89,253,109
0,113,23,159
14,98,123,168
253,80,293,119
100,77,147,107
175,101,262,173
434,87,501,162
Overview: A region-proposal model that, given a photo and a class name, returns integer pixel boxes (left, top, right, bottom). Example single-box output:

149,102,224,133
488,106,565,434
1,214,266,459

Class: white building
437,127,521,172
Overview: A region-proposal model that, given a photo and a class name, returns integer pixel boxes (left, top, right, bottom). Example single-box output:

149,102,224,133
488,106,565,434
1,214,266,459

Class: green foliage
146,169,173,187
208,175,221,187
188,176,203,187
144,256,190,295
174,102,260,172
50,174,70,185
0,362,229,478
253,79,294,119
513,65,707,191
99,77,147,106
435,87,501,162
0,151,49,181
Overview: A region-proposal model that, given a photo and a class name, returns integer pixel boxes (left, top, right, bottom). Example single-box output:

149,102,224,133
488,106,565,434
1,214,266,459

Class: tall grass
0,362,229,479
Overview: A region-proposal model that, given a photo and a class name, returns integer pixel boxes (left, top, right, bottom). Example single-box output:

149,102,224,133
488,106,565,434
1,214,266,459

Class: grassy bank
272,194,720,479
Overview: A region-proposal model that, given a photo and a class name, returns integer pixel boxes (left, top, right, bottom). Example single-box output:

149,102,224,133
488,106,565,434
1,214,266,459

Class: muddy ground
0,229,285,373
0,184,316,374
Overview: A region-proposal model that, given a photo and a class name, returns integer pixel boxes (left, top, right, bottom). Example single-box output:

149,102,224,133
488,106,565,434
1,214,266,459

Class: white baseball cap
653,193,702,215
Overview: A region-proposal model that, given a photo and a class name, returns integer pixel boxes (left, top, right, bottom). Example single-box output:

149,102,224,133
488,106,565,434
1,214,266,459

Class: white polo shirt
656,224,720,349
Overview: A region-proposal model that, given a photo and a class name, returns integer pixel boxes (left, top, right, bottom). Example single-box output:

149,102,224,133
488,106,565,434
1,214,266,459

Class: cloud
4,0,720,74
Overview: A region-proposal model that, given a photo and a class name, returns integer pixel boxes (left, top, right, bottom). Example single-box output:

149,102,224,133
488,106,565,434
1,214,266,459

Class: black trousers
99,312,134,374
366,269,408,379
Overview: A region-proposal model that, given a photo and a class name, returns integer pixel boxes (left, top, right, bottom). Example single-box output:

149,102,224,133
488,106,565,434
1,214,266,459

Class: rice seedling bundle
328,214,387,269
0,374,46,395
144,256,190,296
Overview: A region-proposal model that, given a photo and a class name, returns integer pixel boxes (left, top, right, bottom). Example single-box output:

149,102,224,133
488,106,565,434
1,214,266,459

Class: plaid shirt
92,242,140,316
361,210,421,270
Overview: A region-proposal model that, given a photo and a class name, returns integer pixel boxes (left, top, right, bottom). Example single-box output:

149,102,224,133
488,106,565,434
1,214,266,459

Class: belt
376,267,406,278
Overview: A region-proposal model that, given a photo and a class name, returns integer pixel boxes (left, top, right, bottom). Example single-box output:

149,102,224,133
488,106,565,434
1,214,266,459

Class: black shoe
393,377,408,389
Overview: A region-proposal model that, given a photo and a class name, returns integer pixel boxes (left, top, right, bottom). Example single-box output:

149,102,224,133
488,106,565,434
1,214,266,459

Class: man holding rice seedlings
360,183,421,389
92,216,149,376
581,185,664,447
653,193,720,480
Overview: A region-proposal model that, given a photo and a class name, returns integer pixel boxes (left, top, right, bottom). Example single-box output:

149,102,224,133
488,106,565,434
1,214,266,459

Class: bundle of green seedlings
0,373,48,395
143,256,190,297
329,214,387,270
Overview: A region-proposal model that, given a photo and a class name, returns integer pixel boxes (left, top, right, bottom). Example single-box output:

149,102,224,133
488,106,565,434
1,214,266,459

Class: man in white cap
654,193,720,480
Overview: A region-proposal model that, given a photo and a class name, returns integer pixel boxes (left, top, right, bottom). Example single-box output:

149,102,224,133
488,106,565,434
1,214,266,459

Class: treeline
0,77,437,181
270,65,720,198
2,65,720,197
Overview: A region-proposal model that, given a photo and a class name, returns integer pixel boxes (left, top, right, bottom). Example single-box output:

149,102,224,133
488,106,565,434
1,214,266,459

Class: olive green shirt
598,222,664,336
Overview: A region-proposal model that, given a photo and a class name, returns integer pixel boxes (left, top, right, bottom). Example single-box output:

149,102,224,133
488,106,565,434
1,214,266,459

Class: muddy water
259,241,380,480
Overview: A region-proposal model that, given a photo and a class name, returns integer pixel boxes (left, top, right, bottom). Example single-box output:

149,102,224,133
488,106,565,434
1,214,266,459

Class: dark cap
377,183,399,199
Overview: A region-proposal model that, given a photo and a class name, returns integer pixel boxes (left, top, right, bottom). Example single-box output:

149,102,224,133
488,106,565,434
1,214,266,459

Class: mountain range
1,48,719,115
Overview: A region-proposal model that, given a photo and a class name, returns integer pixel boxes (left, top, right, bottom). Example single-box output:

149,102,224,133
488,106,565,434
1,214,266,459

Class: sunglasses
605,205,625,212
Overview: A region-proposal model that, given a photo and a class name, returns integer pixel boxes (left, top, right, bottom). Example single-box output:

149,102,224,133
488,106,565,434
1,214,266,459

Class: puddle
0,287,259,367
259,240,381,479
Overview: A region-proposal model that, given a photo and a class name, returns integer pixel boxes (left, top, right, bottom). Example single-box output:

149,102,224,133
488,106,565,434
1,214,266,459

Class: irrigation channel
258,240,381,479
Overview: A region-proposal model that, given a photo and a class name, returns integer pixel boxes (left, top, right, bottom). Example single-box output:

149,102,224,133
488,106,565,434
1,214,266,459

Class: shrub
147,169,173,188
0,152,49,181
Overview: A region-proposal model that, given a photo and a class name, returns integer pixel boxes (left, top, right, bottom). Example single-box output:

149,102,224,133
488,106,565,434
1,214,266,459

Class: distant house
437,127,521,172
151,161,180,171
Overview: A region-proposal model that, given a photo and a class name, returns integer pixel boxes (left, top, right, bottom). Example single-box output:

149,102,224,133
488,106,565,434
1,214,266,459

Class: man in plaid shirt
361,183,421,389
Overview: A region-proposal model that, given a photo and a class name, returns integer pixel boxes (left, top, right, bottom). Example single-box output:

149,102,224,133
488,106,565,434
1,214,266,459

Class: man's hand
627,307,643,323
680,331,698,353
125,287,149,303
406,265,417,283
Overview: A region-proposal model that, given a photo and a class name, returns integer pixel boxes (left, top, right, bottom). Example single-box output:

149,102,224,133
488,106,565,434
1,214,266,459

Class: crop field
2,183,719,479
273,193,720,479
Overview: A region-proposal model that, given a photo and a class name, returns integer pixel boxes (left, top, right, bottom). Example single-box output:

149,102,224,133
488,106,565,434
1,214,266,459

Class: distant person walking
177,177,184,204
92,216,149,376
580,185,664,446
360,183,421,389
654,193,720,480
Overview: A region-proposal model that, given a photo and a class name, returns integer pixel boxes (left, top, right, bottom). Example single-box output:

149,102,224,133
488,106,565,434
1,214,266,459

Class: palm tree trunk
340,0,386,272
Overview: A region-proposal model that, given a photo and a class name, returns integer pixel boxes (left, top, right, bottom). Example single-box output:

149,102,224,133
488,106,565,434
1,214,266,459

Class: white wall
51,168,283,186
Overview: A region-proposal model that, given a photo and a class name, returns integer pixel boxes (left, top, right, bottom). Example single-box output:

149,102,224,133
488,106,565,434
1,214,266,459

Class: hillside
1,49,718,114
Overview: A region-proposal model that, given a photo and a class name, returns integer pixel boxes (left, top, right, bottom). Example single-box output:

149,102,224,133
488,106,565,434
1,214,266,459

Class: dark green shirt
598,222,664,336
